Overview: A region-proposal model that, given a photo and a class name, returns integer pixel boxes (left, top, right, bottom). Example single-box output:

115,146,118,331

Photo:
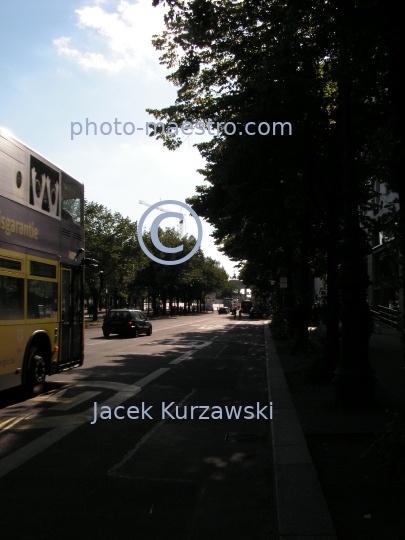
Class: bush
363,412,405,482
269,311,294,340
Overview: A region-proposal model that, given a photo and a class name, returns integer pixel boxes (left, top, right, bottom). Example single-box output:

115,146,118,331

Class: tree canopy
147,0,403,405
84,200,231,319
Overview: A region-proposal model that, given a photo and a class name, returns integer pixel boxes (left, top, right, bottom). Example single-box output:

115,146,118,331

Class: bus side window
27,280,58,319
0,276,24,320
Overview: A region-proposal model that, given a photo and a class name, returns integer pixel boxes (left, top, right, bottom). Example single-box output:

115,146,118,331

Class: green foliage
84,200,140,301
148,0,348,301
148,0,400,300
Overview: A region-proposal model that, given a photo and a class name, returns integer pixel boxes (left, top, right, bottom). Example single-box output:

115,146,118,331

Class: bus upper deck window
61,172,83,226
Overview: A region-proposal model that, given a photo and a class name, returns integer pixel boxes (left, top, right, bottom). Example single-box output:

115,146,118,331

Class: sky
0,0,238,277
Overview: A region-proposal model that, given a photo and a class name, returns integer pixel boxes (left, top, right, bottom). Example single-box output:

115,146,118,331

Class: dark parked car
102,309,152,338
218,307,230,314
249,307,262,318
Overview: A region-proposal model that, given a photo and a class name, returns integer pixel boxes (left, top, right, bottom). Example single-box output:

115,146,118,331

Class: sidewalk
265,322,405,540
264,324,337,540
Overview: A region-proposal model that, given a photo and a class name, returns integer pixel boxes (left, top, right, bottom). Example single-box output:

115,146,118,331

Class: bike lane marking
0,323,234,476
0,369,170,478
108,389,196,478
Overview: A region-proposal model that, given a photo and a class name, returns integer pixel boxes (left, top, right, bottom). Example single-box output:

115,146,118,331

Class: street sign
280,282,287,288
279,277,287,288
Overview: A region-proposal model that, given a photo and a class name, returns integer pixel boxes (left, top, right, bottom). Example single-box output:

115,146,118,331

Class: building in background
365,181,403,330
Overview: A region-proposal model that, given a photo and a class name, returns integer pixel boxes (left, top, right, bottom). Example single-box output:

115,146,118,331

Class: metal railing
371,305,400,333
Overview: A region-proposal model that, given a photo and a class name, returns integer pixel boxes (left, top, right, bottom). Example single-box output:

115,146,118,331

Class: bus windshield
62,172,83,226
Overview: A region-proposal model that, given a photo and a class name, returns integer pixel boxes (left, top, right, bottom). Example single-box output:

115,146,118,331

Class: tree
148,0,401,404
84,201,139,320
149,0,342,356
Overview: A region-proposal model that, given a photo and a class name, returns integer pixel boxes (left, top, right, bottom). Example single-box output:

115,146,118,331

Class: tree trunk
92,290,100,321
161,293,167,314
290,226,310,355
322,180,341,373
332,21,375,405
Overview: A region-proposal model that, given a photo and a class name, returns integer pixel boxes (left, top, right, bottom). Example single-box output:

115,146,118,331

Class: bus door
60,267,83,369
71,267,83,364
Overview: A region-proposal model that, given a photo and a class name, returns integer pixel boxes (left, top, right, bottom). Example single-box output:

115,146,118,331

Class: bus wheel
26,347,46,395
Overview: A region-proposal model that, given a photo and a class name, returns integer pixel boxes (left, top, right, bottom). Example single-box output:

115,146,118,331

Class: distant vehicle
241,300,253,314
205,301,214,312
218,307,230,314
223,298,233,308
249,307,262,318
103,309,152,338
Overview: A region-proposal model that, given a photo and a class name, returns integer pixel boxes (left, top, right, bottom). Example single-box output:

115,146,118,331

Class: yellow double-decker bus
0,127,88,395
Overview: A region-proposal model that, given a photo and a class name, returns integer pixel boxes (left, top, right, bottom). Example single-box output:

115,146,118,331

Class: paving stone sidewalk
265,322,405,540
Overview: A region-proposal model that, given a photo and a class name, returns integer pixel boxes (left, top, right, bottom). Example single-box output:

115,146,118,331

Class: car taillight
128,321,133,325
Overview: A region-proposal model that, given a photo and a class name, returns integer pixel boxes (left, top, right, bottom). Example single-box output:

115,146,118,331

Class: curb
264,323,337,540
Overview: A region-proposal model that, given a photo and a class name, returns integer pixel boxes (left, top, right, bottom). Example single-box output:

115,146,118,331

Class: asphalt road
0,313,274,540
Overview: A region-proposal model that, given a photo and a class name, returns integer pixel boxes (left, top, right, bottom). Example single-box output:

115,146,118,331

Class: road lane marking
1,416,30,431
108,389,195,477
10,416,78,430
86,320,210,345
0,385,142,478
0,417,20,429
146,340,211,349
154,321,217,332
51,380,131,391
191,324,223,328
169,351,196,365
134,368,170,387
51,391,102,411
0,406,44,432
0,387,69,430
0,336,215,476
110,474,194,483
0,419,95,478
31,388,69,401
0,367,173,478
213,345,227,359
